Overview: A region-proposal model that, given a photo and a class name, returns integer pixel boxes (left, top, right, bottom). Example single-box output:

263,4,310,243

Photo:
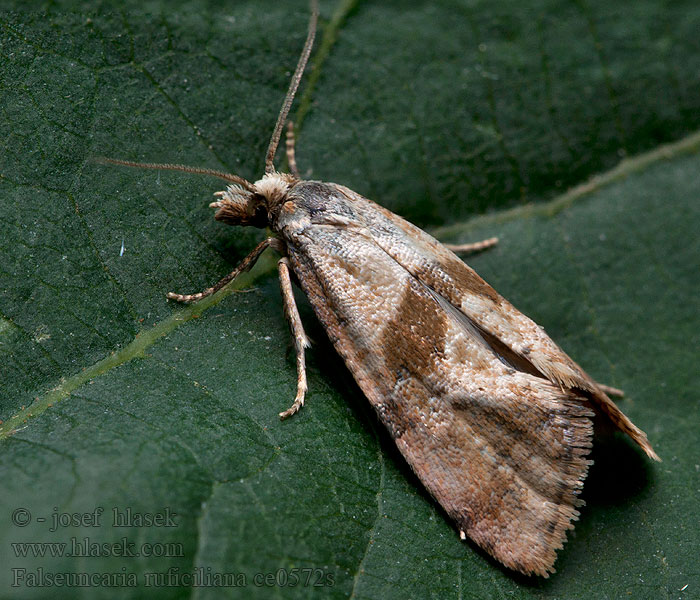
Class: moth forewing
104,0,659,579
271,180,655,577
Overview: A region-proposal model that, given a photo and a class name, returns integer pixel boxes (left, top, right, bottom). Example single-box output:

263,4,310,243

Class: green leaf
1,1,698,598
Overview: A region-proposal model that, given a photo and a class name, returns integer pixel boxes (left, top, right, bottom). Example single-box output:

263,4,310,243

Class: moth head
210,171,296,228
210,183,266,228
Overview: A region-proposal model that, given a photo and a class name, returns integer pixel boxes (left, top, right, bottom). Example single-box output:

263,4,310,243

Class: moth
103,1,659,577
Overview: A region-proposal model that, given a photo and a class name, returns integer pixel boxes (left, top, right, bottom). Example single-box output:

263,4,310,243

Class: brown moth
103,1,659,577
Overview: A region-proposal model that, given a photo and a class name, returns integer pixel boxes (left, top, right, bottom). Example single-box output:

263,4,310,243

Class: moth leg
167,237,281,303
285,121,300,179
277,256,311,419
445,237,499,254
597,383,624,397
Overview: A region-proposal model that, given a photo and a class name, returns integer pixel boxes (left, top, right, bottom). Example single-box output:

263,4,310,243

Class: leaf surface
1,1,698,598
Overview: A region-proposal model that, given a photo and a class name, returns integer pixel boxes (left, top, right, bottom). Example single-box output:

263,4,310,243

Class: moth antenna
264,0,318,174
93,156,255,191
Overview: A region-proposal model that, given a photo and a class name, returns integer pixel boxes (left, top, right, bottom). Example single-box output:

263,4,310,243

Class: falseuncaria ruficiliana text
101,1,660,578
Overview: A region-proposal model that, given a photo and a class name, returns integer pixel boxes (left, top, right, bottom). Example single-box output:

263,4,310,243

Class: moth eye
253,204,268,221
